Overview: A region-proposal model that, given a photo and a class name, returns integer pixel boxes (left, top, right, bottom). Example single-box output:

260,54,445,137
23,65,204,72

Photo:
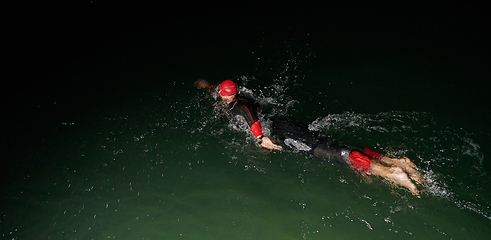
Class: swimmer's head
218,80,237,97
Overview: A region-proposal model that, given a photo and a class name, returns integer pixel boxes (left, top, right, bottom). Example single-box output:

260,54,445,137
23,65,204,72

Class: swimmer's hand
260,136,283,151
194,79,212,89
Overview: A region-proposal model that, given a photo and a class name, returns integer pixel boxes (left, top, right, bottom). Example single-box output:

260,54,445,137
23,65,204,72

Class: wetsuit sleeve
250,121,262,138
235,102,263,138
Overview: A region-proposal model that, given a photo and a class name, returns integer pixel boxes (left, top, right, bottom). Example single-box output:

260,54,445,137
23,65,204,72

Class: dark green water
2,3,490,239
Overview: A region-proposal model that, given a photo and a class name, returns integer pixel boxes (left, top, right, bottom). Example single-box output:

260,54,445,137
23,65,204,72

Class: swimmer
195,79,424,196
195,79,282,151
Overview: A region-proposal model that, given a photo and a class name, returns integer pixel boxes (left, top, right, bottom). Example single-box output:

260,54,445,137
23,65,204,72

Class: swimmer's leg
370,162,420,196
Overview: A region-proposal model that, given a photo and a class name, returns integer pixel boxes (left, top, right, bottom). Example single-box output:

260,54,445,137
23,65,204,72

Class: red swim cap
218,80,237,96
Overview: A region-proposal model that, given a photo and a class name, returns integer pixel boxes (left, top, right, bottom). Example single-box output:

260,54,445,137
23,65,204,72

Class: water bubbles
84,186,94,193
359,218,373,230
299,200,307,209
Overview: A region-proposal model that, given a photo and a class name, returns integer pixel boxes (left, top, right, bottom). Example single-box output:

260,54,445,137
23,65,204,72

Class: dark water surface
2,2,490,239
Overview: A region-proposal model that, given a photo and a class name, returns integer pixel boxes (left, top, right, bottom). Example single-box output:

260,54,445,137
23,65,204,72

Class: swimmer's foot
400,157,418,170
412,176,424,186
398,158,424,185
407,170,424,185
406,177,420,197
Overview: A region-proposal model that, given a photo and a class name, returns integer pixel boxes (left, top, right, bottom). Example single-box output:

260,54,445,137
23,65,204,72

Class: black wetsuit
270,117,368,165
227,95,374,166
